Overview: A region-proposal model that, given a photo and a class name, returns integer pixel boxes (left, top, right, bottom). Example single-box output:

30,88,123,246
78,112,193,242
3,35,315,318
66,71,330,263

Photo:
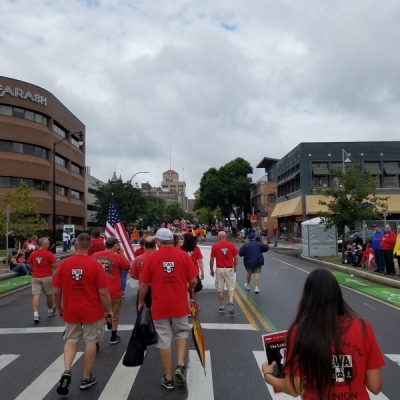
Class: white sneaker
254,286,260,293
48,307,56,317
244,283,250,290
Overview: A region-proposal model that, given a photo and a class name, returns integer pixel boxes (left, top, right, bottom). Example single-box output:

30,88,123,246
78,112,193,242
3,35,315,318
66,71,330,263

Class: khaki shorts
215,268,236,291
154,317,191,349
32,276,53,296
111,297,122,322
245,267,262,274
63,318,105,345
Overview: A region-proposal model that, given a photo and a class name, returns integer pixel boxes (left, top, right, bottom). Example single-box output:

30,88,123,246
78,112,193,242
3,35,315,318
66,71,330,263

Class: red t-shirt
134,247,145,257
210,241,238,267
284,319,385,400
52,255,109,324
130,252,153,285
88,238,105,256
181,246,203,271
27,249,57,278
140,246,198,320
23,240,37,252
91,251,130,298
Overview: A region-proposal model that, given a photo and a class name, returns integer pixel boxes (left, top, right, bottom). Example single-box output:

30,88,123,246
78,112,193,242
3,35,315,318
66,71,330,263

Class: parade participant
239,233,269,293
23,236,38,262
27,237,58,323
371,224,385,273
130,236,157,309
210,231,238,314
381,224,397,276
138,228,198,390
262,268,384,398
134,237,146,257
131,227,139,244
394,225,400,276
91,237,130,344
87,228,105,256
272,226,278,247
53,233,113,395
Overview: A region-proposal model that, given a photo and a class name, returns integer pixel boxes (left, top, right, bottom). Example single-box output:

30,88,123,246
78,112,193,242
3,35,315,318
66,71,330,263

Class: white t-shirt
62,232,69,242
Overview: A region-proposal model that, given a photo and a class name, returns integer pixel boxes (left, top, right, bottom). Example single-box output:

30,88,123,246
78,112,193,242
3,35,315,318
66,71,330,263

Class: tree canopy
0,180,47,238
317,164,388,235
195,157,253,223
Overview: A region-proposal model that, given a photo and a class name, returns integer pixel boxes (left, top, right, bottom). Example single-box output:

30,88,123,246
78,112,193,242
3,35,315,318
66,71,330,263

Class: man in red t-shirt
87,228,105,257
27,237,57,324
130,236,157,310
138,228,198,390
91,237,130,345
210,231,239,314
52,233,112,395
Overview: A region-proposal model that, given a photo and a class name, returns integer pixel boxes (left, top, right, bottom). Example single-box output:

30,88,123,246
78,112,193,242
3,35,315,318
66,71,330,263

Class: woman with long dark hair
181,233,204,305
262,268,384,399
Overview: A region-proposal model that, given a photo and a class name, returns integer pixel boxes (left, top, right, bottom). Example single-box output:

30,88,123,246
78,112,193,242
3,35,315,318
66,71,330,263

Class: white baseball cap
155,228,173,241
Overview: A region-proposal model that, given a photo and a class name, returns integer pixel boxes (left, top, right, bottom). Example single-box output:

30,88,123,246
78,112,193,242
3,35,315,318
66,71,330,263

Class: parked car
338,230,374,252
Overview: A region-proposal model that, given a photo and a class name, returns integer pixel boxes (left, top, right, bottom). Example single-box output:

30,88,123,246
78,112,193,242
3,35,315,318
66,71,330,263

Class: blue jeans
121,270,127,293
10,264,31,275
63,241,68,252
374,249,384,271
273,236,278,247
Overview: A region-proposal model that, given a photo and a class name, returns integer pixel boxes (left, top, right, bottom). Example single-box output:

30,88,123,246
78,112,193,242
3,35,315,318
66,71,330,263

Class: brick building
0,76,86,230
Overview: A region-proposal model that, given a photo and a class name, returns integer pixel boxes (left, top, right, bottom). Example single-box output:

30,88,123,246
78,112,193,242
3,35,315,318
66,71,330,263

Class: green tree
317,164,388,242
140,196,166,229
92,181,146,227
164,202,189,223
196,157,253,225
0,180,47,238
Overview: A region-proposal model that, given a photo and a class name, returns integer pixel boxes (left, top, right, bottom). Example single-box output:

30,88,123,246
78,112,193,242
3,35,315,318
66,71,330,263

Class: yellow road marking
236,283,273,332
233,292,259,331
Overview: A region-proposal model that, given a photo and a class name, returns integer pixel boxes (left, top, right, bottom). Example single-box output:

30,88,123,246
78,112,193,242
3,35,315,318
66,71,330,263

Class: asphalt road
0,236,399,400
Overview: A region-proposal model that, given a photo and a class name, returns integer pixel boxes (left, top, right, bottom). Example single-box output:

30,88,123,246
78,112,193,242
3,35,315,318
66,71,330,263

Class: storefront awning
271,197,302,218
312,168,329,175
384,167,400,175
306,195,330,214
386,194,400,213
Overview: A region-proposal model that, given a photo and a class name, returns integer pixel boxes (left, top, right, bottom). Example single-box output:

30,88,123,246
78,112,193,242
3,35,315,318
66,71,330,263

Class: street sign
63,224,75,236
250,214,257,221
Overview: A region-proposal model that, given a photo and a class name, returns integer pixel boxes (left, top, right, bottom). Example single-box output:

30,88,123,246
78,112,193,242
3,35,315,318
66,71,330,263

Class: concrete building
0,76,86,230
85,166,105,229
270,142,400,239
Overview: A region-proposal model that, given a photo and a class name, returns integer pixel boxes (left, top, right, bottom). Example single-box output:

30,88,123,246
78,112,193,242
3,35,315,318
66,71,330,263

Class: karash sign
0,84,47,106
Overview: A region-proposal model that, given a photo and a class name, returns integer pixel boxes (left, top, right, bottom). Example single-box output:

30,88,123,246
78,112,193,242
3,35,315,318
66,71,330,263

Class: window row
0,177,47,190
0,104,48,126
53,123,66,138
312,175,400,188
0,140,47,158
55,185,83,199
55,154,67,167
71,163,81,174
56,216,84,225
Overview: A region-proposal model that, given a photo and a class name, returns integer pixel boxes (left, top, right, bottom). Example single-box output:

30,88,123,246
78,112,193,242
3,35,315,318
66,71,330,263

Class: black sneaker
80,371,97,390
174,365,187,385
34,315,41,324
110,335,121,345
161,375,175,390
96,342,100,353
56,370,71,395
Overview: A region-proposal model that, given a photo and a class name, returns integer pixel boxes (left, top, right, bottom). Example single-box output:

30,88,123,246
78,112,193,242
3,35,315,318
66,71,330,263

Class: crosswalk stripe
385,354,400,366
98,352,143,400
15,352,83,400
253,351,390,400
0,354,19,371
187,350,214,399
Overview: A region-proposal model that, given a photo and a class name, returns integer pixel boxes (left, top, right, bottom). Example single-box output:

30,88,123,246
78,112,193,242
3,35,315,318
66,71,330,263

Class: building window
88,188,97,195
71,190,81,199
331,176,340,187
53,123,66,138
364,162,382,175
372,175,381,188
0,103,48,126
0,140,48,158
55,154,66,167
313,176,328,188
71,163,81,174
71,136,80,148
383,161,400,175
87,204,99,211
56,215,65,224
383,175,399,188
71,217,82,225
268,194,276,204
55,185,66,195
0,177,47,190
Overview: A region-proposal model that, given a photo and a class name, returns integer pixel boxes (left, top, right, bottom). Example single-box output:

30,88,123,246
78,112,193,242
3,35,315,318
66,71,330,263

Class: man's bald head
218,231,227,241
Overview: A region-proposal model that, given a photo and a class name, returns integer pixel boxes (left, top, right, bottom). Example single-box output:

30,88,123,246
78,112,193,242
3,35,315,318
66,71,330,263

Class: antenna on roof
169,146,172,175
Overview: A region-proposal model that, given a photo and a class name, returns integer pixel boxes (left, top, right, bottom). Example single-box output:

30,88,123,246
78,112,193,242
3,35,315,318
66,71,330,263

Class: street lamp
342,149,352,173
128,171,149,185
52,131,84,245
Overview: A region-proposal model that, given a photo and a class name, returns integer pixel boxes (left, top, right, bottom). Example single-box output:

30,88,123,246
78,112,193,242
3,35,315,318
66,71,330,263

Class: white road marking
346,279,369,286
187,350,214,399
0,354,19,371
252,351,298,399
98,352,143,400
385,354,400,366
15,352,83,400
0,323,255,335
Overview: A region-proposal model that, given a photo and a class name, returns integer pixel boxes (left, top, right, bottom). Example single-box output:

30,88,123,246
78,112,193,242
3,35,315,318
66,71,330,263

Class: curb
301,255,400,289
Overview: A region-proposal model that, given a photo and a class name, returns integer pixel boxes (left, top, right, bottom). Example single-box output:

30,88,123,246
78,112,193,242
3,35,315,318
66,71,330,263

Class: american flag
105,196,135,261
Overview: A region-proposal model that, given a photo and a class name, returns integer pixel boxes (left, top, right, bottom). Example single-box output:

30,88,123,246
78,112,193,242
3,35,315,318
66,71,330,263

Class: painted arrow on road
345,279,369,286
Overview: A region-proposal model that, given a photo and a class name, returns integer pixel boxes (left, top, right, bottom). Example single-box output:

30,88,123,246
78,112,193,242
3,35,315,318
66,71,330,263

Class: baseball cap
247,233,255,240
105,237,120,247
155,228,173,241
372,224,380,227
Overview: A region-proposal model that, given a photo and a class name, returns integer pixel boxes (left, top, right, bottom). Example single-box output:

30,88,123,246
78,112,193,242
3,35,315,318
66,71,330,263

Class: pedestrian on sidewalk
393,225,400,276
380,224,397,276
46,235,56,254
9,250,31,276
27,237,58,324
210,231,239,314
53,233,113,395
62,230,69,253
91,237,130,345
6,231,16,256
261,268,384,398
87,228,105,256
239,233,269,293
138,228,198,390
272,226,278,247
371,224,385,273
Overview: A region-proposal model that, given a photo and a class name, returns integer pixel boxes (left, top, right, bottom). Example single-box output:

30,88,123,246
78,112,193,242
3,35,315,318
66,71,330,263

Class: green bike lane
331,271,400,308
0,275,31,295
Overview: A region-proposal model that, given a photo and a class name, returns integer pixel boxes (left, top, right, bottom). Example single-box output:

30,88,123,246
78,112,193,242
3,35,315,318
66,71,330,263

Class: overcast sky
1,0,400,197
